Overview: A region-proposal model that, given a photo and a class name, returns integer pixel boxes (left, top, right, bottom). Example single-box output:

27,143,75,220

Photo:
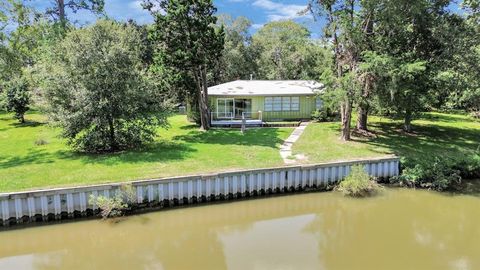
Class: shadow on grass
80,140,197,166
0,149,58,169
179,124,200,130
0,125,287,170
0,140,197,169
172,128,286,148
8,120,46,128
355,120,480,167
418,112,474,123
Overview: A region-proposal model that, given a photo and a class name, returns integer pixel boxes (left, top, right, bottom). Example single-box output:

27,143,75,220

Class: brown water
0,189,479,270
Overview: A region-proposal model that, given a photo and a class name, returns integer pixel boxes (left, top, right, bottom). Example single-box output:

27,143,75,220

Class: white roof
208,80,324,96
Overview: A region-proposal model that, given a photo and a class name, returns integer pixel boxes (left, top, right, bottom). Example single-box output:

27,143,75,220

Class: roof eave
209,93,318,97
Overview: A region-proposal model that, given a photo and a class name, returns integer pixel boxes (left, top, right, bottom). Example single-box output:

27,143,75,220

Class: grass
2,110,478,192
293,112,480,168
0,112,292,192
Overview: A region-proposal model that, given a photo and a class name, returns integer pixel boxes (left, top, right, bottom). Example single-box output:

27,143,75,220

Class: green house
208,80,324,125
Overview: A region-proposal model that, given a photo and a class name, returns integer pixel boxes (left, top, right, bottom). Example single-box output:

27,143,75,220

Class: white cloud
106,0,153,24
128,1,143,10
252,0,307,21
251,23,264,29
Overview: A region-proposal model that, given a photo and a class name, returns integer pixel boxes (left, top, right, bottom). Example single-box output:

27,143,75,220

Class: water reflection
0,189,479,270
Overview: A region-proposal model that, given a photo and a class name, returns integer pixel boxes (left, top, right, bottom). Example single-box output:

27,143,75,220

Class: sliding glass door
217,98,234,118
235,99,252,118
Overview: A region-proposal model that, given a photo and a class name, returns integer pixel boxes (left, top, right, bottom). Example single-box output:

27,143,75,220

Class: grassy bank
0,112,292,192
2,111,478,192
293,112,480,168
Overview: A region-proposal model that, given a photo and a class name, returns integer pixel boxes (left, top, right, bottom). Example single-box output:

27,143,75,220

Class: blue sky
27,0,464,39
29,0,324,37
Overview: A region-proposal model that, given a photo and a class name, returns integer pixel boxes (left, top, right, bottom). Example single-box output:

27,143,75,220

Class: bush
470,111,480,119
311,107,337,122
391,155,479,191
455,154,480,179
4,76,30,123
89,184,137,219
34,138,49,146
68,117,163,153
311,109,328,122
336,165,383,197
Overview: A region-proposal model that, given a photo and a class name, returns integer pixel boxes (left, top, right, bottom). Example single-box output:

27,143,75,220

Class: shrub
391,155,480,191
336,165,383,197
471,111,480,119
311,109,328,122
5,76,30,123
311,108,337,122
34,138,49,146
455,154,480,179
89,184,137,219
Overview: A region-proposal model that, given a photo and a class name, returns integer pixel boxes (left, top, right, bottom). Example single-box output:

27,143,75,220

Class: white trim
216,98,234,119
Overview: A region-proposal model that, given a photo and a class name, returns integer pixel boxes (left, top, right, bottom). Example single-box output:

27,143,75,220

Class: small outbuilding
208,80,324,125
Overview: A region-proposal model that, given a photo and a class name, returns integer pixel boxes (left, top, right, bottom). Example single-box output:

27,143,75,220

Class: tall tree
37,20,169,152
144,0,225,130
307,0,360,140
0,1,64,75
435,1,480,114
45,0,105,29
0,4,11,92
371,0,450,132
0,0,30,79
309,0,453,135
252,20,321,80
214,14,257,83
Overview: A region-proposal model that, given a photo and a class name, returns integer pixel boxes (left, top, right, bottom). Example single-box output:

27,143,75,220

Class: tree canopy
0,0,478,150
37,20,169,152
252,20,329,80
145,0,225,130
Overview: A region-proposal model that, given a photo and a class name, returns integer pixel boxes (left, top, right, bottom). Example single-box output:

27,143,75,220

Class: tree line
0,0,479,152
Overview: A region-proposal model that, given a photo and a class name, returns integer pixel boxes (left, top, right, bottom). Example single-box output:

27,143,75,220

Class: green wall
209,95,317,121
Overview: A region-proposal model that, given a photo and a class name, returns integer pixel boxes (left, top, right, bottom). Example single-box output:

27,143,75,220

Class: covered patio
211,119,264,126
210,111,264,127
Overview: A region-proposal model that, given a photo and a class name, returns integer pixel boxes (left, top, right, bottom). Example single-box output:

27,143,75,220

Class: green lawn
0,112,293,192
293,112,480,168
2,111,478,192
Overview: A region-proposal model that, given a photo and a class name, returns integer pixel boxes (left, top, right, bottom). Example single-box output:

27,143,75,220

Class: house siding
209,95,317,121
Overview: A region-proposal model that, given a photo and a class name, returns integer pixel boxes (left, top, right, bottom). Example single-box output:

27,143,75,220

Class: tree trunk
186,92,200,124
356,104,368,131
404,109,412,133
20,114,25,124
193,66,210,131
57,0,66,28
340,99,352,141
108,117,116,152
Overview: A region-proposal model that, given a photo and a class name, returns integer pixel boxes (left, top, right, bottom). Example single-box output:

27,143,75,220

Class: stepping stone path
280,122,310,164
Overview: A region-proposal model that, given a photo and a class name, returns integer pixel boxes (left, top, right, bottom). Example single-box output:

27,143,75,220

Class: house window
315,97,323,110
216,98,234,118
291,97,300,111
273,97,282,111
282,97,291,111
265,96,300,112
265,97,273,111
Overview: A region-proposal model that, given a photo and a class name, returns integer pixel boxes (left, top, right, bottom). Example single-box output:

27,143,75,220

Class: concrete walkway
280,122,310,164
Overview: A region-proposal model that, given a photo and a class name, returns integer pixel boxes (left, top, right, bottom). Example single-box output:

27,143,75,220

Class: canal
0,188,479,269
